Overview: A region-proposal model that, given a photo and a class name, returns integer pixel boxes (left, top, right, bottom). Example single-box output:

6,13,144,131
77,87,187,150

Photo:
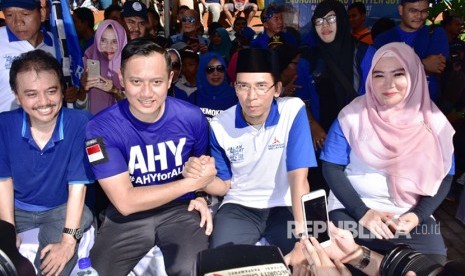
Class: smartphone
86,59,100,78
301,189,332,247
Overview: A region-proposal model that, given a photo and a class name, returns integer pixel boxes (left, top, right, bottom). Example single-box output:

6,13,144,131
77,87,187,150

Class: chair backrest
194,245,290,276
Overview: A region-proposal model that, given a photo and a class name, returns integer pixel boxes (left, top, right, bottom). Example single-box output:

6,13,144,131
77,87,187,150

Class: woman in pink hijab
320,42,455,263
80,20,127,114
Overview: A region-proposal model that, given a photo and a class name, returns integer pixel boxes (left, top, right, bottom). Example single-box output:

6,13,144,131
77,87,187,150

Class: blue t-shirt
251,32,297,49
86,98,209,200
371,25,449,102
188,87,238,120
172,86,191,102
0,108,95,211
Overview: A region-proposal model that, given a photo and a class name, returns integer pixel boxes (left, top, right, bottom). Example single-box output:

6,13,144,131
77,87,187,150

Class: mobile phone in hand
86,59,100,78
301,189,332,247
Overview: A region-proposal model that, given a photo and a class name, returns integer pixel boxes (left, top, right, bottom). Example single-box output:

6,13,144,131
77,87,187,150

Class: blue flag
49,0,84,88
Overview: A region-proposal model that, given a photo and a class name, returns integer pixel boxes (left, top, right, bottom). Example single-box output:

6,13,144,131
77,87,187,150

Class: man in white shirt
0,0,55,112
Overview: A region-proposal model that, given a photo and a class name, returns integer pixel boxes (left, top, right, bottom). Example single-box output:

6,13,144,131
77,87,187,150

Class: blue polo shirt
0,108,95,212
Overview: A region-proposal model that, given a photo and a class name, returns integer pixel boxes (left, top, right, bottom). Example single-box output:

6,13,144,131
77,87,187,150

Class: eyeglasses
171,62,181,69
235,82,277,95
182,16,196,23
314,14,337,26
407,8,429,16
206,65,225,74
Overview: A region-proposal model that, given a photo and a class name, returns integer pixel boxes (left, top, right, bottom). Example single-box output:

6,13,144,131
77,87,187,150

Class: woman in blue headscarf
189,52,237,121
207,28,233,63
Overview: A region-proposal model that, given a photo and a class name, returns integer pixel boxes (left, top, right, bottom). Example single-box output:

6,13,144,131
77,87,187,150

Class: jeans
15,204,93,276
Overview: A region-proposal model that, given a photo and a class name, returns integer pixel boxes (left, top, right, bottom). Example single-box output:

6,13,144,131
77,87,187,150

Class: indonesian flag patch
85,137,108,165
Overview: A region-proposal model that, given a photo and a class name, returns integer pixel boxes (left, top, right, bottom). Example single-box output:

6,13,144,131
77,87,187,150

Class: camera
380,244,443,276
380,244,465,276
0,250,17,276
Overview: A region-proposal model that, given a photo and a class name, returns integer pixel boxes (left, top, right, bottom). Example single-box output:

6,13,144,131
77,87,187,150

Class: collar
22,108,65,149
179,75,196,87
234,99,280,128
7,26,53,46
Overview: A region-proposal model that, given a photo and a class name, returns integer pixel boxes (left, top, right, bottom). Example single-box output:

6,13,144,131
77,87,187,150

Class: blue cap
121,1,148,21
0,0,41,10
260,3,284,23
238,27,255,41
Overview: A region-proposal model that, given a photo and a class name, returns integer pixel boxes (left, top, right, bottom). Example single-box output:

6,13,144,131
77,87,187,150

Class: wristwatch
354,246,371,270
194,191,212,206
63,228,83,242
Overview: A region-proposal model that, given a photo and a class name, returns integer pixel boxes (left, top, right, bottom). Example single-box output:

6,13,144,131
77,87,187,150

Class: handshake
183,155,218,190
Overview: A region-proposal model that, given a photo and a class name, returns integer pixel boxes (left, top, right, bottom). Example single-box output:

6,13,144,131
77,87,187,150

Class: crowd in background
0,0,464,274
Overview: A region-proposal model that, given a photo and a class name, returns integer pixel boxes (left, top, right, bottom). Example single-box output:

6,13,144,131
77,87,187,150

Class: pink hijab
339,42,455,207
84,20,127,114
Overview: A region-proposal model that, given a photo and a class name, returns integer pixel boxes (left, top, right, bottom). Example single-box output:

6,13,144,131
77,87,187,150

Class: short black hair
348,2,366,15
9,50,64,94
233,16,247,26
178,5,190,12
371,17,395,40
147,7,160,19
260,3,284,23
121,38,171,74
73,7,95,30
104,4,122,20
180,49,199,63
441,11,463,27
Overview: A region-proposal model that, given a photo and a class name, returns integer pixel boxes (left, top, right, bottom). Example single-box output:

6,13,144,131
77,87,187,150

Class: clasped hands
360,209,419,240
183,155,217,235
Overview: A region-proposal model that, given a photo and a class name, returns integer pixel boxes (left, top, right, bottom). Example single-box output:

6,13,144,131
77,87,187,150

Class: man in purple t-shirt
85,38,216,275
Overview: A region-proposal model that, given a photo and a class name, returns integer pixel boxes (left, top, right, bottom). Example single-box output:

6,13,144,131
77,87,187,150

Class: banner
49,0,84,89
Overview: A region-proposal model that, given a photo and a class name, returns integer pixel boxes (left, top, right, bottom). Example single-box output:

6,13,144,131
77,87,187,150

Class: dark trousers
210,203,297,255
90,202,209,276
330,208,447,264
